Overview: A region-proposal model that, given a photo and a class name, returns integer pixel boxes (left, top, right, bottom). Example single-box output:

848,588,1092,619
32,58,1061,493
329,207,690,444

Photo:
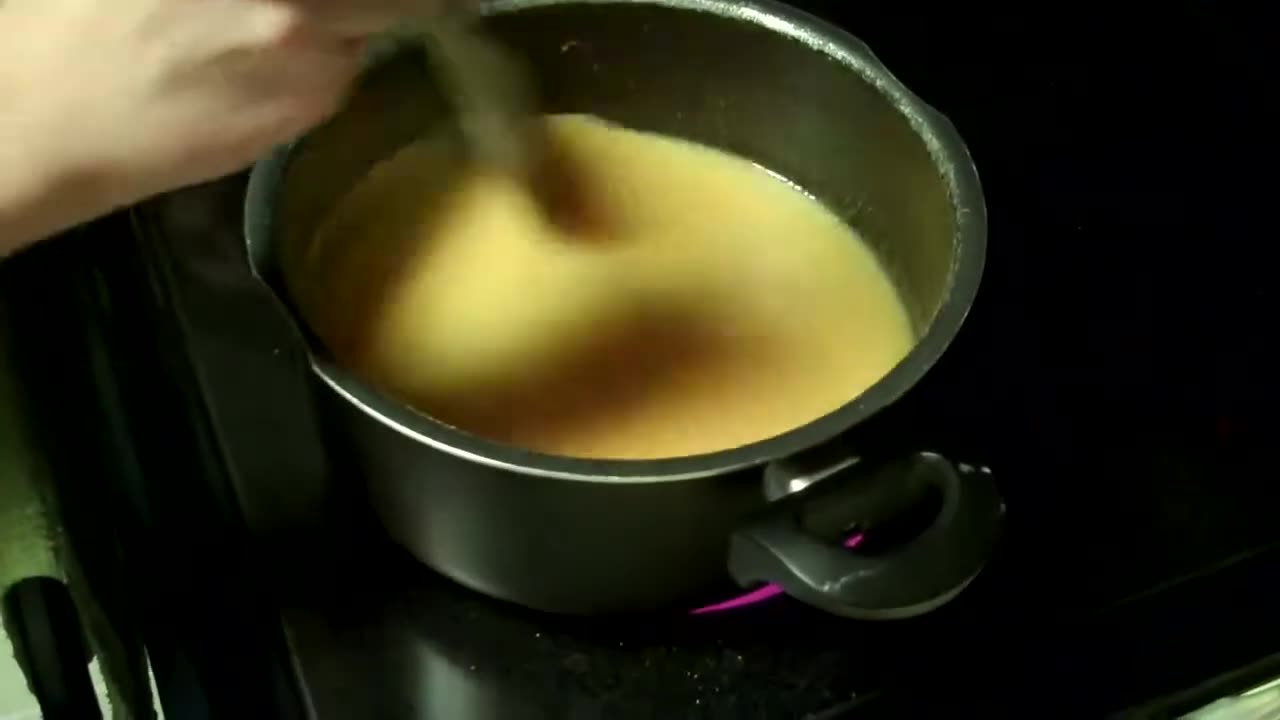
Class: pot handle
727,451,1003,619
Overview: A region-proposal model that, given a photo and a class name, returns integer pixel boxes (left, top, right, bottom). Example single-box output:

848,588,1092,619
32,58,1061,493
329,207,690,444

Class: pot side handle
727,451,1003,620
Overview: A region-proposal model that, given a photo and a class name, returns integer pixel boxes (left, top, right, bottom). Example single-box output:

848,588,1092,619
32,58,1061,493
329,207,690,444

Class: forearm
0,118,113,258
0,43,120,258
1,162,74,258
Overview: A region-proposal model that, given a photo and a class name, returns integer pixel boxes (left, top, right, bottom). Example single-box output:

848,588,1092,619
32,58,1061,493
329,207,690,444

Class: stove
3,2,1277,718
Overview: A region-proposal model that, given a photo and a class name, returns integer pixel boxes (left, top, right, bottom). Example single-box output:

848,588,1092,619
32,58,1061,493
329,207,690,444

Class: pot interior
249,0,982,474
270,1,959,339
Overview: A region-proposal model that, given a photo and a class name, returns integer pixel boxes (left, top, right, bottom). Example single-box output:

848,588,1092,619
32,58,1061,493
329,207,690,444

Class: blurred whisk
418,9,585,230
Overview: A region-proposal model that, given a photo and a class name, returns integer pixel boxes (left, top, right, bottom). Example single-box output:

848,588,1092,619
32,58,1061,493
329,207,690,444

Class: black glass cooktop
26,2,1274,718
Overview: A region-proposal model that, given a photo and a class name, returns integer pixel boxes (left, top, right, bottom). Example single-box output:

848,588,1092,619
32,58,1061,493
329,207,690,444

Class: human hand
0,0,450,249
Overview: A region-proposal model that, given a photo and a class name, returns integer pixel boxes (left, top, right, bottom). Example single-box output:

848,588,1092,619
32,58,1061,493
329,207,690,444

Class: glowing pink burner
690,533,863,614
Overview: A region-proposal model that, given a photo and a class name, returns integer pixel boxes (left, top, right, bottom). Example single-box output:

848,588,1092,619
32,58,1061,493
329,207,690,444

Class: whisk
418,9,584,229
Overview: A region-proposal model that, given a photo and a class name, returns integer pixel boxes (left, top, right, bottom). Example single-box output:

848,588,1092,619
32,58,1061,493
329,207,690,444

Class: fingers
260,35,364,123
205,38,361,171
291,0,463,37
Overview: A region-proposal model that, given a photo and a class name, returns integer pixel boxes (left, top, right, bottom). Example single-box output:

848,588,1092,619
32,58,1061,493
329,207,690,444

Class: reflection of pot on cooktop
278,536,944,720
244,0,998,618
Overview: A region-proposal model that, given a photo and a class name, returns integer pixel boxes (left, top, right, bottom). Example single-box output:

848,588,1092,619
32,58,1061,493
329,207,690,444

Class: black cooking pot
244,0,999,618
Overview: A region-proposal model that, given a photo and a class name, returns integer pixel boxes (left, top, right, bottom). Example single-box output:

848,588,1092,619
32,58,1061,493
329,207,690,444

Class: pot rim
246,0,987,484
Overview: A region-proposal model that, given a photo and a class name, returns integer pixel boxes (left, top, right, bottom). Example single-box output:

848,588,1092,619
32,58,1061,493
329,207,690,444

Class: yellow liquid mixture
292,114,914,460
